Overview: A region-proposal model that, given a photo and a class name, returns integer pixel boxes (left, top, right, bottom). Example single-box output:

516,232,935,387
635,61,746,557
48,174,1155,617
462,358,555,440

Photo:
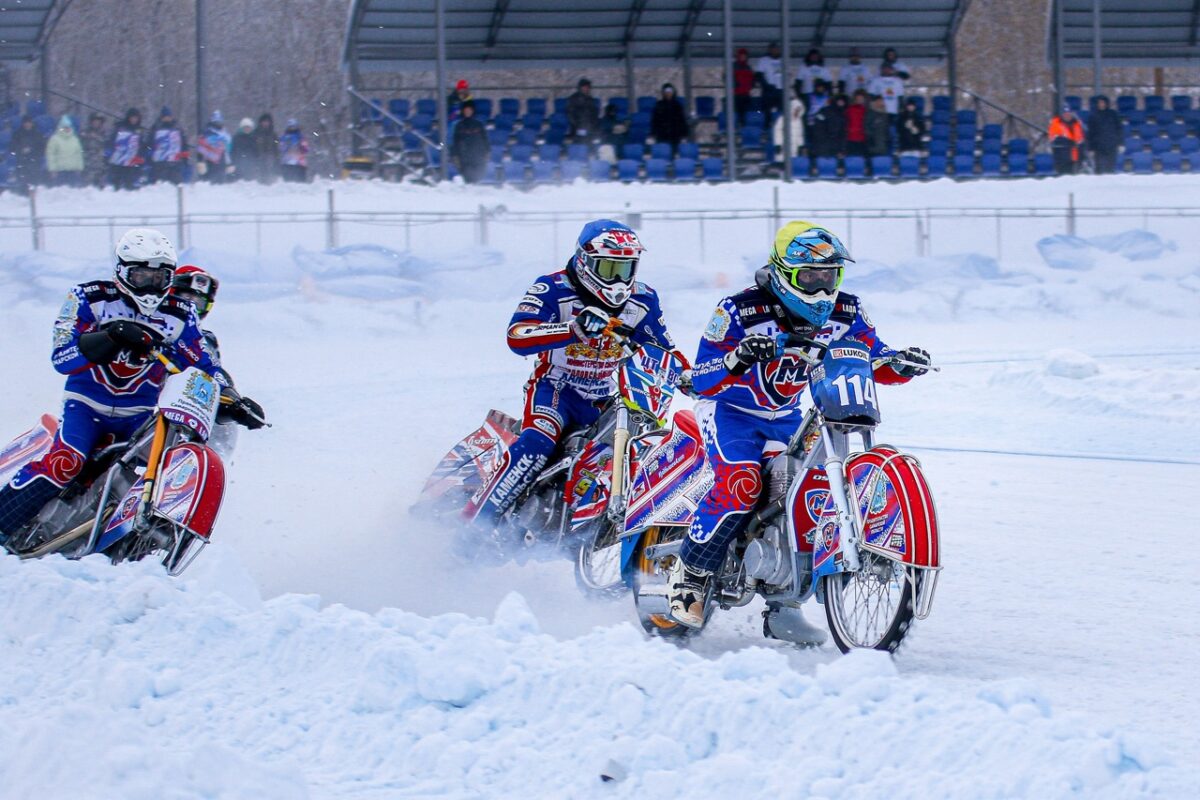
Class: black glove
572,306,611,340
227,396,267,430
723,334,778,375
105,320,159,355
77,330,121,364
892,346,931,377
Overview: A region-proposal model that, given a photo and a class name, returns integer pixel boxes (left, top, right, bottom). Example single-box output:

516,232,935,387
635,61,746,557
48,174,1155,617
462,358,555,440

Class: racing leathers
681,282,912,572
465,268,675,521
0,281,218,538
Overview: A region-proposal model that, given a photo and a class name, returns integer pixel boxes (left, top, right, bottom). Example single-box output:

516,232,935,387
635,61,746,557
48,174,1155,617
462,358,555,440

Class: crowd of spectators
1,103,311,193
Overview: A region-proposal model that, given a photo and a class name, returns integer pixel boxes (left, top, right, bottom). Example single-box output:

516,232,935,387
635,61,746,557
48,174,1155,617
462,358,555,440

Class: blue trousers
0,400,148,536
471,379,602,521
681,400,801,573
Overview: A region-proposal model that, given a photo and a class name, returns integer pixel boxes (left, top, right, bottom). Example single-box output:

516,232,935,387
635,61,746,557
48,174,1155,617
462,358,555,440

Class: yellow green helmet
765,220,853,326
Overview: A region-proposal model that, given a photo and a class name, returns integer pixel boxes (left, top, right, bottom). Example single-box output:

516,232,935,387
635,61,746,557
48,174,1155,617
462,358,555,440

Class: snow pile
0,553,1185,799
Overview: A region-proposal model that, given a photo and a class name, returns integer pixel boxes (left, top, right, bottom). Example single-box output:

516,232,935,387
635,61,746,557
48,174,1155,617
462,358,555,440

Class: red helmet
170,264,219,319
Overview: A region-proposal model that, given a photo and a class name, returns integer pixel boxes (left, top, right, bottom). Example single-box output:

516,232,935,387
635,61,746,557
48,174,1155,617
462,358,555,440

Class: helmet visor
777,264,843,294
588,255,637,283
123,263,174,292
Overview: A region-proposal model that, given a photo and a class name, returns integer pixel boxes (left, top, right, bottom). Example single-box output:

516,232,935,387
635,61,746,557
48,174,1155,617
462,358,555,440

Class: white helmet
114,228,177,315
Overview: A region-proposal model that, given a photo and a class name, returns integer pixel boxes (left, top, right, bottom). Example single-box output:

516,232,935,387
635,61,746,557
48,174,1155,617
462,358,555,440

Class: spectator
149,106,187,184
1087,95,1122,174
253,113,278,183
450,100,489,183
44,115,83,187
866,96,891,158
768,90,806,158
278,118,309,182
107,107,145,191
896,99,926,155
844,90,868,157
566,78,600,146
447,79,472,124
231,118,259,181
795,48,834,99
733,47,755,127
1049,105,1085,175
809,89,845,158
868,64,905,119
599,102,628,157
650,83,689,156
755,42,784,120
10,115,46,192
81,113,108,188
195,110,232,183
804,80,830,152
881,47,911,80
839,48,874,96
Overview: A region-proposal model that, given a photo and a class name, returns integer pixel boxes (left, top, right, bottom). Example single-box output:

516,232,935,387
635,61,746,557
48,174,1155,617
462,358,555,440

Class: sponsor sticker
519,295,544,308
703,307,731,342
527,282,550,295
829,346,869,361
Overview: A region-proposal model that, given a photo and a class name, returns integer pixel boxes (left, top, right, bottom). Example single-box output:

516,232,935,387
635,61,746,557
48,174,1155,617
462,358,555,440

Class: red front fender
154,443,226,539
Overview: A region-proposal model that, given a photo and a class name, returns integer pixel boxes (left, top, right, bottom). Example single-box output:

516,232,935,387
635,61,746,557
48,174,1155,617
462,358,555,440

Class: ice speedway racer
0,347,261,574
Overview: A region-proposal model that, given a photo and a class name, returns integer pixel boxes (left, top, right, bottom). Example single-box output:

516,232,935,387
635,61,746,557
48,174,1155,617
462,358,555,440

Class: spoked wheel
631,527,694,639
574,520,625,598
822,549,918,654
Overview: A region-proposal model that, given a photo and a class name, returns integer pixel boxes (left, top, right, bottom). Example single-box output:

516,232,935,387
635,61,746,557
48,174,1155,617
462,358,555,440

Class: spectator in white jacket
772,93,806,158
839,48,874,95
868,64,906,117
881,47,911,81
756,42,784,119
795,48,834,97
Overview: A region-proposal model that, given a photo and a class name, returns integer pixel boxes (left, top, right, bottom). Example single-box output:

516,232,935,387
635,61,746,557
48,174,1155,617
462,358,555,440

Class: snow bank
0,553,1184,799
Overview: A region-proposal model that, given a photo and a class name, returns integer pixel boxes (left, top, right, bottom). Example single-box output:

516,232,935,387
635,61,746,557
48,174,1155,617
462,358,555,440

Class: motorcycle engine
742,522,793,587
764,453,801,506
513,484,566,540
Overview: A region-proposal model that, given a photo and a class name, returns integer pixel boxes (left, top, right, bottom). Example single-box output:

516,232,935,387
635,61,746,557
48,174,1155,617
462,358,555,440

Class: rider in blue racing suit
668,221,931,630
0,229,220,546
466,219,677,527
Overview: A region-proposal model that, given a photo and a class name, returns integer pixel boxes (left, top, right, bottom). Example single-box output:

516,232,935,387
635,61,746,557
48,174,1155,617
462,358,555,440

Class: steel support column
435,0,448,180
781,0,792,180
1053,0,1065,115
195,0,205,134
724,0,737,181
1092,0,1102,96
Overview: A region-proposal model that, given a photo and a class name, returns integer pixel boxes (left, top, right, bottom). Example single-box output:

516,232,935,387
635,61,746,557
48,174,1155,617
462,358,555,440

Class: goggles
776,263,843,294
172,272,219,315
120,261,175,292
585,254,637,283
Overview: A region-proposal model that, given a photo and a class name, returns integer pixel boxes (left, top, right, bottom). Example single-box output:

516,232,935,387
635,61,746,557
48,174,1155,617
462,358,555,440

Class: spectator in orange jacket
1049,106,1085,175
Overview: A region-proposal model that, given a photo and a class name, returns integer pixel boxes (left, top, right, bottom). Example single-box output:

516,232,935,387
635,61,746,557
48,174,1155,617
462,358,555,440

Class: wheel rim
826,550,908,649
578,523,623,589
635,527,683,632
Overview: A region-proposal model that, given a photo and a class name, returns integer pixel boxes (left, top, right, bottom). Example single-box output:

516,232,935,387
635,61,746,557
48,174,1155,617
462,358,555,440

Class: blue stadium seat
898,155,920,178
953,154,975,177
1007,137,1030,156
701,157,725,180
549,112,569,129
956,109,977,127
1065,95,1083,112
510,144,534,162
646,158,670,182
474,98,493,120
695,96,717,119
521,112,544,131
477,163,500,185
1184,153,1200,172
608,97,629,117
631,111,652,129
1117,96,1138,113
1129,152,1153,174
515,128,538,147
554,98,569,115
981,138,1002,155
588,160,613,181
1138,123,1159,139
926,155,948,177
1033,153,1054,175
409,113,434,132
982,124,1003,140
955,125,977,142
503,160,529,185
740,126,764,152
527,98,548,117
538,143,562,162
621,143,644,161
415,98,436,117
499,98,520,117
930,123,951,140
930,110,951,126
816,156,839,179
1150,137,1173,154
543,127,566,146
678,141,699,160
618,159,640,182
673,157,698,181
532,160,556,183
625,127,648,146
561,160,585,181
927,138,949,156
1167,122,1188,140
1124,136,1144,153
402,132,423,152
1180,136,1200,154
650,142,672,160
25,99,46,117
870,155,893,177
636,96,656,114
489,144,506,163
844,156,866,178
567,143,589,162
1007,153,1029,175
745,110,766,128
1172,95,1192,113
932,95,952,112
1145,95,1165,112
1123,109,1146,126
1160,152,1182,173
388,99,410,120
980,154,1002,176
35,115,55,136
492,114,516,132
1152,109,1174,126
790,155,811,178
487,128,509,147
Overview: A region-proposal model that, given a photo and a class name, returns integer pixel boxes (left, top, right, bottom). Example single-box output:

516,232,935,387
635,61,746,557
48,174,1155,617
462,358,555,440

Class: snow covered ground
1,176,1198,798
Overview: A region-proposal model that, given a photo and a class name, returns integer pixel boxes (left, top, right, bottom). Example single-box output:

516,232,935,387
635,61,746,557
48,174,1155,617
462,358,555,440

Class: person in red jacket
1049,106,1085,175
844,89,868,157
733,48,755,128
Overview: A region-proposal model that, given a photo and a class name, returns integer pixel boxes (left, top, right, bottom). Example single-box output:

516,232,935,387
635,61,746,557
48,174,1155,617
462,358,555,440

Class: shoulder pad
830,291,861,322
78,280,120,302
728,285,783,326
157,296,193,320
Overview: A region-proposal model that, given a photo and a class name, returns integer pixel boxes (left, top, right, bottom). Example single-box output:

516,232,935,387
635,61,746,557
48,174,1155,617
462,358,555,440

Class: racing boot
762,603,828,647
667,558,711,628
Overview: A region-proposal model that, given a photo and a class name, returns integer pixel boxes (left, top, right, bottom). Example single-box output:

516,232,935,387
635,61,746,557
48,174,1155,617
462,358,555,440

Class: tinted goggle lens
125,264,174,291
592,257,636,282
780,265,842,293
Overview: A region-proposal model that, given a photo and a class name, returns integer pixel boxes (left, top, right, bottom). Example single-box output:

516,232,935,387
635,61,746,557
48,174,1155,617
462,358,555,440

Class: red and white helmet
114,228,177,316
170,264,220,319
569,219,645,310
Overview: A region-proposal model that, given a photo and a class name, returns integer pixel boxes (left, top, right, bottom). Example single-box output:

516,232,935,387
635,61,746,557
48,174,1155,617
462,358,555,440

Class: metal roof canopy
1055,0,1200,66
345,0,971,70
0,0,67,62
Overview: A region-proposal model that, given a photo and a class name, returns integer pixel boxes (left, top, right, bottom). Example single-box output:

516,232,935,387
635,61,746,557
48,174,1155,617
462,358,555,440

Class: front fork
818,426,862,573
606,405,630,524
